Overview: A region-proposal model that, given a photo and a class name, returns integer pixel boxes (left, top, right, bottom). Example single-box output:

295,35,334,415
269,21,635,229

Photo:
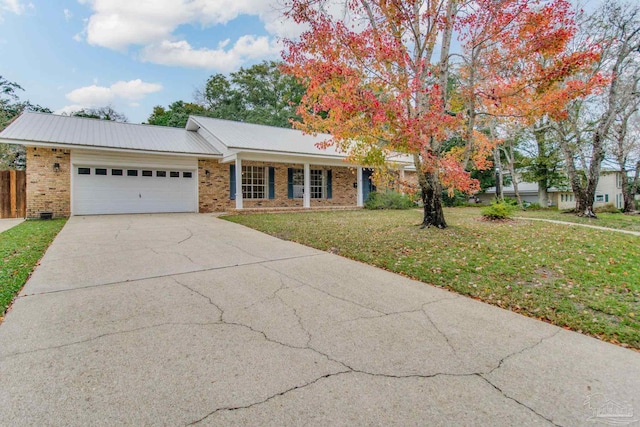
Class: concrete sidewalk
0,214,638,426
519,216,640,236
0,218,24,234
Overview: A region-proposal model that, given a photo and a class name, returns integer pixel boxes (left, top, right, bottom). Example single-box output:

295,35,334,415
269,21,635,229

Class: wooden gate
0,170,26,218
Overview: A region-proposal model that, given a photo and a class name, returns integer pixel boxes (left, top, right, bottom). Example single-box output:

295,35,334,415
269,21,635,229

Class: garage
72,151,198,215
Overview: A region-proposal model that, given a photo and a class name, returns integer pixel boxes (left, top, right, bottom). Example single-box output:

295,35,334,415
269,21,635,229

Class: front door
362,169,377,202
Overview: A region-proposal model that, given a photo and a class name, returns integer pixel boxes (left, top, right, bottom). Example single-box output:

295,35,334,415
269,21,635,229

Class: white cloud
64,79,162,107
140,36,278,72
1,0,25,14
63,8,73,21
75,0,292,71
66,84,114,105
54,104,85,116
77,0,271,50
110,79,163,100
0,0,31,21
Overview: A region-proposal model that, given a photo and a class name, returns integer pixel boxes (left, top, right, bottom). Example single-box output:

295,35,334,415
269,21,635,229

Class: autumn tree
284,0,594,228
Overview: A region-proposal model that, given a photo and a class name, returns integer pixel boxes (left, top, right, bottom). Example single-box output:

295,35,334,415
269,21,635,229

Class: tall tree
284,0,592,228
555,1,639,217
518,121,567,207
610,110,640,212
146,101,209,128
196,60,305,128
0,76,51,169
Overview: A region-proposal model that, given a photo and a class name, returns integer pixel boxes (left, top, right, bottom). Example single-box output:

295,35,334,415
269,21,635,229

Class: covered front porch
224,152,383,211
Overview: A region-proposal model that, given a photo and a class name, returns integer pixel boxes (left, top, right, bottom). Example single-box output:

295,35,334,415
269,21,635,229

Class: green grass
513,209,640,233
0,219,66,318
225,208,640,349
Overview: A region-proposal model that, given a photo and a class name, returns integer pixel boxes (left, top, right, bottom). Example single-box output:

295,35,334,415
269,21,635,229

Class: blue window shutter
605,194,609,203
268,167,275,199
230,164,236,200
327,169,332,199
287,168,293,199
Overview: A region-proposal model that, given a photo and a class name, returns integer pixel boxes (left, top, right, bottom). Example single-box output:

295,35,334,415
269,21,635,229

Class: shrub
442,190,470,207
502,196,519,207
481,201,516,220
365,191,415,210
594,203,620,214
526,202,543,210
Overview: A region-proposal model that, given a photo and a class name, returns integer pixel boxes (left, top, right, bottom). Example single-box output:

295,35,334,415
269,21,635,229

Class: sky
0,0,605,125
0,0,299,123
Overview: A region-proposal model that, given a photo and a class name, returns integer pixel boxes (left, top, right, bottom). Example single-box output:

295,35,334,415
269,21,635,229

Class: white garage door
72,152,197,215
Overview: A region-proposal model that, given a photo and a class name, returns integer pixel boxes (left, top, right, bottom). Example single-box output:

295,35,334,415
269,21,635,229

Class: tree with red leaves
283,0,599,228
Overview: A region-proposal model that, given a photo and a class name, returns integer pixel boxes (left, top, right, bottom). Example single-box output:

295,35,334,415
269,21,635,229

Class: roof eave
0,138,222,159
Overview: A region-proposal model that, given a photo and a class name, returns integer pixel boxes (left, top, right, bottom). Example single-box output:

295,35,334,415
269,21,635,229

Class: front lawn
513,209,640,233
0,219,66,319
225,208,640,349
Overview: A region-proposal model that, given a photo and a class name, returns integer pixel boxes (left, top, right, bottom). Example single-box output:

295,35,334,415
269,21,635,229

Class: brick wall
26,146,71,218
198,159,358,212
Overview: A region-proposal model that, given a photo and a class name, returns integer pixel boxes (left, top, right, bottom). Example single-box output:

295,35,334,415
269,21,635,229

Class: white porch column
235,157,243,210
357,166,364,207
399,167,405,194
303,163,311,208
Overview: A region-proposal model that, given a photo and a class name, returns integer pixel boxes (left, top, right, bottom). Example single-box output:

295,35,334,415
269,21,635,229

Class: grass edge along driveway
225,208,640,350
0,219,66,321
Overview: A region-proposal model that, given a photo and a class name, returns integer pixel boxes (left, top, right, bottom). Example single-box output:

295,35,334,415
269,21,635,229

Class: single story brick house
0,112,414,218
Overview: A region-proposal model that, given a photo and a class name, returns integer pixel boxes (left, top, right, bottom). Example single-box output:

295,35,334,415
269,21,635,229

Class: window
617,173,624,188
561,194,564,202
291,169,304,198
95,168,107,175
156,171,166,177
310,169,325,199
183,172,193,178
242,165,266,199
170,171,180,178
78,167,90,175
288,168,331,199
127,170,138,177
112,169,123,176
595,194,604,202
142,170,153,177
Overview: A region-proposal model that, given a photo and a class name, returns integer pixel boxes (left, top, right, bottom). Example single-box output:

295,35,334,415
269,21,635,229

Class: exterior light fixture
53,163,60,172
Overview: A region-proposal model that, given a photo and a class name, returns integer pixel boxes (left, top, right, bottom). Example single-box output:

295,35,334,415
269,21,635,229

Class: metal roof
0,112,221,156
190,116,348,158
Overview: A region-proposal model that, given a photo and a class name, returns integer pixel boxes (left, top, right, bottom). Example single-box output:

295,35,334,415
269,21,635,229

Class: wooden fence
0,170,26,218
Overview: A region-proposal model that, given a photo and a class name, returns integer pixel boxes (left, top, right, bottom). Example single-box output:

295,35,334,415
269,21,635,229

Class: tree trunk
501,141,524,210
538,186,548,208
533,125,550,208
494,147,503,201
623,162,639,212
510,168,524,210
421,171,447,229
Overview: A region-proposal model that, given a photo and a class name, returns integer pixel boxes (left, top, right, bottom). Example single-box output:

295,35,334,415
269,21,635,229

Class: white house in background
479,170,626,209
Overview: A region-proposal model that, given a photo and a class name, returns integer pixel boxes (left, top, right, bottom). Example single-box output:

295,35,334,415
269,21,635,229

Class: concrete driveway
0,214,638,426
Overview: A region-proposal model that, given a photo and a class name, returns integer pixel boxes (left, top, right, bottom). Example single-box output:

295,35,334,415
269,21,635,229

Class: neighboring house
479,171,626,209
0,112,413,218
